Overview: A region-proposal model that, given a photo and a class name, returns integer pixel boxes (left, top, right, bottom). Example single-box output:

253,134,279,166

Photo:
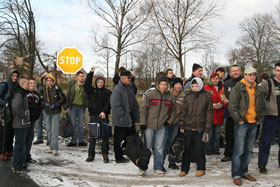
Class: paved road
0,159,39,187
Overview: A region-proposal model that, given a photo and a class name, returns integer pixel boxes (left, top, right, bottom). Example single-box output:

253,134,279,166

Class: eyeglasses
127,77,131,80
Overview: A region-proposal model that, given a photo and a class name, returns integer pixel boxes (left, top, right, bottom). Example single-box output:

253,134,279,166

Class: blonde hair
18,76,29,86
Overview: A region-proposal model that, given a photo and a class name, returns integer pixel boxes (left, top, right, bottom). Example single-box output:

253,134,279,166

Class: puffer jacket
170,88,185,124
27,91,42,121
140,82,176,130
64,79,88,109
179,78,213,133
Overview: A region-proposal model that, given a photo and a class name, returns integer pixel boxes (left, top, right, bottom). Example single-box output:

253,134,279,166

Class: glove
202,132,209,143
50,104,57,109
140,125,146,130
164,121,170,126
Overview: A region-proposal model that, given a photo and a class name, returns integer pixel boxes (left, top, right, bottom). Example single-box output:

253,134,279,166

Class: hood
95,76,106,88
155,77,171,94
7,69,19,84
240,78,256,89
191,77,204,92
41,72,49,84
45,72,55,82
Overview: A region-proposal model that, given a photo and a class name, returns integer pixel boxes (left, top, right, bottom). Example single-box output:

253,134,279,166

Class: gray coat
110,81,140,127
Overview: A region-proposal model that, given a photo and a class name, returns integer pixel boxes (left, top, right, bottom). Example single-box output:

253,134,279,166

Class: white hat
244,67,257,74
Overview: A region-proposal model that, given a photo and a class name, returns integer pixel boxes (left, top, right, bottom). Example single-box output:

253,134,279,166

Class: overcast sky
31,0,279,77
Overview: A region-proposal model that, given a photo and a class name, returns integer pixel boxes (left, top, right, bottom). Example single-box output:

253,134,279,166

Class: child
179,77,213,177
11,76,30,173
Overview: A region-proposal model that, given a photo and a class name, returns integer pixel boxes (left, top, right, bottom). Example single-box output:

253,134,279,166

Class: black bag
169,133,185,163
0,82,13,126
125,130,152,170
59,113,73,138
88,118,112,138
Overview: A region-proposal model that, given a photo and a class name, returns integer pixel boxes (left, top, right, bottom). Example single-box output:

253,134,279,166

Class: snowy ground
28,139,280,187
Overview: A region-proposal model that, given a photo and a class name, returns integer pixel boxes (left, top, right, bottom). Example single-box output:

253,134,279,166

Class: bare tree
149,0,223,78
88,0,151,74
227,46,255,70
201,50,221,77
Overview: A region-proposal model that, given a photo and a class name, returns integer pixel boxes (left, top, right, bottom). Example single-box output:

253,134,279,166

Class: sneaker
67,142,77,147
0,154,9,161
168,164,179,170
44,149,53,154
116,158,129,163
162,166,167,173
179,171,187,177
102,153,109,163
212,152,220,155
221,156,232,162
138,169,145,177
259,166,267,174
205,152,213,155
12,168,29,174
86,155,94,162
26,158,37,164
33,140,43,145
52,150,58,155
79,142,87,146
195,170,205,177
22,163,29,169
154,170,165,176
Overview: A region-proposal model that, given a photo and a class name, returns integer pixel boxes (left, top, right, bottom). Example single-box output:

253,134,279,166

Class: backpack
59,113,73,138
0,82,13,126
266,78,272,102
169,133,185,163
125,130,152,170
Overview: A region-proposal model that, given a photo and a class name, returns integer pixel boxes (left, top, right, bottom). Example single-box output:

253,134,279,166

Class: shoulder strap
266,78,272,102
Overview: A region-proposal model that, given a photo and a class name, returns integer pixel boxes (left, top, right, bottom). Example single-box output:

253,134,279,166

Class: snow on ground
28,140,280,187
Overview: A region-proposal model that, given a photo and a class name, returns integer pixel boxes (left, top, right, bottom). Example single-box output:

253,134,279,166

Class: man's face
76,73,85,83
274,66,280,80
167,70,173,79
174,83,182,92
11,73,18,83
193,68,203,78
191,83,199,92
216,71,225,79
211,75,220,86
29,80,36,91
21,80,29,90
158,81,168,93
97,80,104,88
46,78,54,87
244,73,256,84
121,76,131,85
230,66,242,79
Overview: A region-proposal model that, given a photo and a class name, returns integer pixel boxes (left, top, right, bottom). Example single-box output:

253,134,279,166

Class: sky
31,0,279,77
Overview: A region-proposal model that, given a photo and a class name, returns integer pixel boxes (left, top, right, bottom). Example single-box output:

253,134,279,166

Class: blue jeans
44,111,60,151
232,123,258,178
70,106,85,143
13,128,28,170
26,120,36,161
165,123,179,165
145,125,166,170
204,124,222,153
36,112,47,141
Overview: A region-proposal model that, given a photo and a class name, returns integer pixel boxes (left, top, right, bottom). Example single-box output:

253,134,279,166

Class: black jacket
27,91,42,121
84,72,111,118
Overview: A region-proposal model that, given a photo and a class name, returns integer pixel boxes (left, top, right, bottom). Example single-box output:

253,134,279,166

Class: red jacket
204,82,224,125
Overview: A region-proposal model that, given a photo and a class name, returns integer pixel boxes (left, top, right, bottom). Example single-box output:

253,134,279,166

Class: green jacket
228,81,265,124
260,77,278,116
64,79,88,109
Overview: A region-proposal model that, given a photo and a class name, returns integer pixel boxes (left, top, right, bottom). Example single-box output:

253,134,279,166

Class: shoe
0,154,9,161
162,166,167,173
259,166,267,174
67,142,77,147
12,168,26,174
179,171,187,177
79,142,87,146
242,174,256,181
6,152,13,157
46,142,49,146
233,178,242,186
138,169,145,177
102,153,109,163
33,140,43,145
44,149,53,154
195,170,205,177
205,152,213,155
22,162,29,169
86,155,94,162
52,150,58,155
154,170,165,176
168,164,179,170
221,156,232,162
26,158,37,164
212,152,220,155
116,158,129,163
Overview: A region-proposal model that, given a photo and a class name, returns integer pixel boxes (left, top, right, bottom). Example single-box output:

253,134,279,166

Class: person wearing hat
139,76,176,176
165,77,185,170
184,63,203,93
83,66,111,163
40,72,66,155
110,70,140,163
228,67,265,186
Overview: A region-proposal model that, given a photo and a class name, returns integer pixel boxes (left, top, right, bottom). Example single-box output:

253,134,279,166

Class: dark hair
118,67,126,73
216,67,225,73
30,77,36,81
76,71,84,76
166,69,173,74
156,72,166,82
275,63,280,68
191,80,197,84
261,73,269,80
18,76,30,80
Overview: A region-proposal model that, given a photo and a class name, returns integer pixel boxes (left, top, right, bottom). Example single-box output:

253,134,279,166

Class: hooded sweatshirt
0,69,19,107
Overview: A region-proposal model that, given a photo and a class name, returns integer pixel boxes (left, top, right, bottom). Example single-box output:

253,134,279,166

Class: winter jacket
27,91,42,121
64,79,88,109
11,84,30,128
0,69,19,108
179,78,213,133
140,82,176,130
171,88,185,124
183,74,196,93
204,80,224,125
113,73,138,95
84,72,111,118
228,79,265,124
110,80,140,127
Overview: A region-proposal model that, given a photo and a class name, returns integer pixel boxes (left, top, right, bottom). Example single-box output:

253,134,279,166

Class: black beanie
158,75,169,83
172,77,183,87
192,63,203,72
120,70,131,77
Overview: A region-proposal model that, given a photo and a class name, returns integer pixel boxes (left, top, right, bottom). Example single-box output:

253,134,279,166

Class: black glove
140,125,146,130
164,121,170,126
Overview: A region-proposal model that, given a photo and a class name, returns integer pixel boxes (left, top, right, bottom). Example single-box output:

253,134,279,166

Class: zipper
156,93,163,130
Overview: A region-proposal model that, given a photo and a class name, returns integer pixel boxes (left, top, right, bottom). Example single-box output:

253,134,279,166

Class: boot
195,170,205,177
102,153,109,163
86,155,94,162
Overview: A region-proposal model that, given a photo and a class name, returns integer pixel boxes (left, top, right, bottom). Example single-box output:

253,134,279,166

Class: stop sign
57,48,83,74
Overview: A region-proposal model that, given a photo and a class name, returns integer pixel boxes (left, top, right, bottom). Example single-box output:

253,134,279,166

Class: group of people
0,62,279,186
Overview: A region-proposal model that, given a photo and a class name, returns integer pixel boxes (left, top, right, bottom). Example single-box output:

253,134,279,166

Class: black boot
102,153,109,163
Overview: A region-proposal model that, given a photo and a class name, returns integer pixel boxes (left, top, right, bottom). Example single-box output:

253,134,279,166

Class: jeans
145,125,166,171
205,124,222,153
70,106,85,143
231,122,258,178
13,128,28,170
26,120,36,161
36,112,44,141
44,111,60,151
258,116,280,167
165,123,179,165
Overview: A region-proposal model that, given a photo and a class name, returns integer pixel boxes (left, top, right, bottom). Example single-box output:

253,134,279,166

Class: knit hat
120,70,131,77
192,63,203,72
172,77,183,87
158,76,169,83
210,73,218,79
95,76,105,88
